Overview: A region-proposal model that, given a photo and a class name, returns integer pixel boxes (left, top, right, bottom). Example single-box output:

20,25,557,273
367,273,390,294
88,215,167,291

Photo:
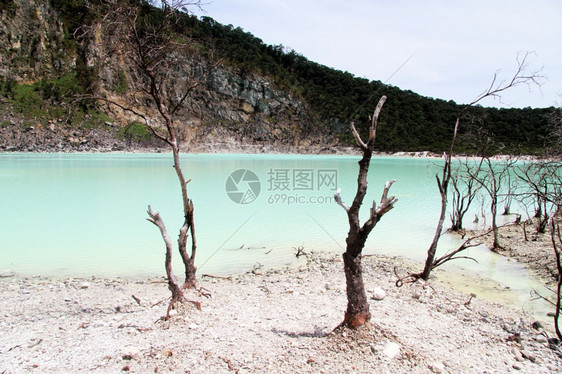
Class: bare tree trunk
147,206,185,318
171,144,198,289
502,171,514,215
178,202,197,289
491,197,500,251
537,198,550,234
144,50,199,288
420,116,457,280
549,217,562,341
503,204,511,215
335,96,397,328
450,180,464,231
421,177,448,279
483,158,515,251
342,252,370,327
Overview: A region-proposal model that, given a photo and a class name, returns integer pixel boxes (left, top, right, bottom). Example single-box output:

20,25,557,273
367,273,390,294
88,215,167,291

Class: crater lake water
0,153,552,320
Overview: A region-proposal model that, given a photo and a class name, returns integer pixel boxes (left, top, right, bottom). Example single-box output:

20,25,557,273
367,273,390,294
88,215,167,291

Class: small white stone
429,361,445,373
123,346,140,357
535,335,547,343
382,342,400,359
80,282,90,289
372,287,386,301
92,321,107,328
168,309,178,317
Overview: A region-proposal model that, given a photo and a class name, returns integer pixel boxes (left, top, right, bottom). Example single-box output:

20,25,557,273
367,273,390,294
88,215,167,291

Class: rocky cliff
0,0,71,83
0,0,339,153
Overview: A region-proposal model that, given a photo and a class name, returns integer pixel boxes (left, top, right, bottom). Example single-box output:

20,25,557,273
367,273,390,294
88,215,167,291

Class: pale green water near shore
0,153,552,320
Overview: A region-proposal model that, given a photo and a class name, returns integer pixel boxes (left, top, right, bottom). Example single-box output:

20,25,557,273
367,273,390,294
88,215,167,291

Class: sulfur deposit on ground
1,251,560,374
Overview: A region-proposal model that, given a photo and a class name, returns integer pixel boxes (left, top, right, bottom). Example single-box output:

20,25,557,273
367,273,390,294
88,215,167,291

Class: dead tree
396,228,494,287
549,216,562,341
334,96,398,328
516,159,562,233
450,159,483,231
502,168,517,215
515,162,550,235
84,0,205,316
526,111,562,341
468,156,518,251
398,52,543,283
531,211,562,344
545,112,562,341
516,110,562,235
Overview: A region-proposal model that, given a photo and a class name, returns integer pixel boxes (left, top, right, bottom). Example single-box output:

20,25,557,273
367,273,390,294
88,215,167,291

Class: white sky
193,0,562,109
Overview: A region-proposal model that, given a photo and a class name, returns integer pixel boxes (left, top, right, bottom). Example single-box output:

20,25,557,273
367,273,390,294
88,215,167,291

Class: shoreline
0,145,437,158
1,143,542,161
0,147,541,162
0,238,553,324
1,251,560,373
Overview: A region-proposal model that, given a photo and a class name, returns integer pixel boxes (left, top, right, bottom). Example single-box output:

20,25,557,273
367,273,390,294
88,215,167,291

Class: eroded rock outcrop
0,0,339,153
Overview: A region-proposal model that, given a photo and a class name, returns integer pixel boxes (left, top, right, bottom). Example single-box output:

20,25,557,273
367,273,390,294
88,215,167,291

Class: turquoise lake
0,153,552,319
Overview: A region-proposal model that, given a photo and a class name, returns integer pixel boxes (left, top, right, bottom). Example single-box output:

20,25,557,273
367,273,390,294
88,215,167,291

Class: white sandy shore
1,252,560,374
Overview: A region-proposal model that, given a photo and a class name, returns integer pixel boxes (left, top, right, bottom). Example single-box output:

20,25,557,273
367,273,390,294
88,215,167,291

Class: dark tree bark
335,96,397,328
342,252,370,327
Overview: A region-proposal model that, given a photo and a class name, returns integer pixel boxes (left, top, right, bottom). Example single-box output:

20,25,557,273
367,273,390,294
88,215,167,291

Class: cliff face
0,0,337,153
189,65,326,149
0,0,71,83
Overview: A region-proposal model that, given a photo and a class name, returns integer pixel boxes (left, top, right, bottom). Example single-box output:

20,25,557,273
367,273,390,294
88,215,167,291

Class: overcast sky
193,0,561,109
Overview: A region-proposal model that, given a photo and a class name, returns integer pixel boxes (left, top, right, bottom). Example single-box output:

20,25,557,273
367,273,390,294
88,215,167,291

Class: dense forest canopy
1,0,555,154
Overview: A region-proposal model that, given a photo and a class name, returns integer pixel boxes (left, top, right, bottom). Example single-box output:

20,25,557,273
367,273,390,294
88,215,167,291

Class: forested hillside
182,14,554,153
0,0,555,153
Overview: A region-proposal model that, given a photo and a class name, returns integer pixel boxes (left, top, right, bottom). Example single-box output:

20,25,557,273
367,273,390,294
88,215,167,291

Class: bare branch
368,95,387,147
147,205,186,319
374,179,398,217
77,94,171,144
468,51,545,107
350,122,368,150
145,120,172,145
171,81,201,115
334,188,350,213
349,95,387,151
